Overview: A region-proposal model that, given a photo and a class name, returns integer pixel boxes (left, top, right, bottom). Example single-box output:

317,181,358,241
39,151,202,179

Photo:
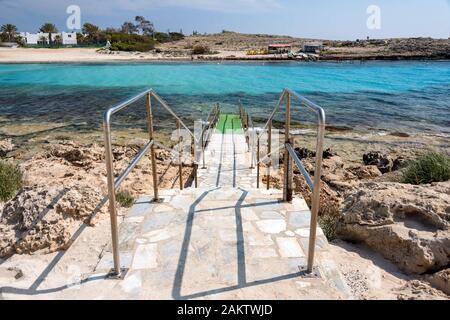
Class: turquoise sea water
0,61,449,134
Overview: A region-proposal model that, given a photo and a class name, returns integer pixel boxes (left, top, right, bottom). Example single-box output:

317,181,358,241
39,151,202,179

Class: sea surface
0,61,449,135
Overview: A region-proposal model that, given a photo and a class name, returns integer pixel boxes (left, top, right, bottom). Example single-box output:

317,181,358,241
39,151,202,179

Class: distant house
19,32,77,46
268,43,292,54
302,42,323,54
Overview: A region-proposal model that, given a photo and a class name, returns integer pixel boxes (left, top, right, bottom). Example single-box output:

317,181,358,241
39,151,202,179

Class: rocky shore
1,129,449,299
157,33,450,61
0,139,194,258
259,130,450,299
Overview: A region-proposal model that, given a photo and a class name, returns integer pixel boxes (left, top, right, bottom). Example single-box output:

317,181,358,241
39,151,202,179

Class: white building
19,32,77,45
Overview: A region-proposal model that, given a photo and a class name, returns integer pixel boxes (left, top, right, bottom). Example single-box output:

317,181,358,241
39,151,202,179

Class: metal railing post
246,113,249,131
266,120,272,190
146,93,160,202
257,136,260,188
201,123,206,169
250,128,255,169
238,88,326,273
177,120,184,190
104,115,121,277
284,92,293,202
191,139,198,188
307,108,326,273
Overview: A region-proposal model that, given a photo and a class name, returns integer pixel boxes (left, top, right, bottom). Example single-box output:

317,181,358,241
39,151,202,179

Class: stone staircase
87,116,351,299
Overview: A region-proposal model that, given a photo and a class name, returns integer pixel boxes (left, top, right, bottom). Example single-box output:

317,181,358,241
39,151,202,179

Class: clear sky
1,0,449,40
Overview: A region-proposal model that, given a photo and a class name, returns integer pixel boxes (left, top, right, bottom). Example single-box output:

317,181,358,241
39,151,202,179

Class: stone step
89,121,351,299
89,185,350,299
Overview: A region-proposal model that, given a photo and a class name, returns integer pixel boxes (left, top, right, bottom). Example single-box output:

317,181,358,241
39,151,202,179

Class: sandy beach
0,48,171,63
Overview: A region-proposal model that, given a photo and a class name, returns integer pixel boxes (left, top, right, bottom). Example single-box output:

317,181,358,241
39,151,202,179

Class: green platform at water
216,114,243,134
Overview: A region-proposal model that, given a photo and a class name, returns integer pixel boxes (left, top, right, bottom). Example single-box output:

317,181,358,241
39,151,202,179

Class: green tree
121,22,138,35
39,23,58,45
82,22,101,43
54,34,62,45
135,16,154,36
38,35,48,45
1,24,18,42
15,35,25,46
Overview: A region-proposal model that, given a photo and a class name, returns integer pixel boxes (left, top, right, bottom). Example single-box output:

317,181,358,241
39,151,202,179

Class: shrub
111,42,154,52
402,151,450,185
116,190,134,208
192,45,211,55
0,161,23,202
319,215,338,242
108,33,156,52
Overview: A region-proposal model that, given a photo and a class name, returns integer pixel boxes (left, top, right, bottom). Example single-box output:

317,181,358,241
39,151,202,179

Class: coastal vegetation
116,190,135,208
0,24,18,42
191,45,212,55
319,215,338,241
1,16,185,52
79,17,184,51
0,161,23,202
39,23,58,45
402,151,450,185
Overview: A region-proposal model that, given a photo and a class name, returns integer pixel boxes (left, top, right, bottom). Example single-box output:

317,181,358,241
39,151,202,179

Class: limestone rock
350,165,382,180
0,183,106,258
427,269,450,295
0,139,14,157
46,141,104,168
396,280,448,300
293,175,341,217
363,151,393,174
337,181,450,274
294,147,336,160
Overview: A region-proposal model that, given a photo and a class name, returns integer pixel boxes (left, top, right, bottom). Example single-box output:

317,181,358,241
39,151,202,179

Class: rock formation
337,181,450,274
0,138,14,157
0,183,106,257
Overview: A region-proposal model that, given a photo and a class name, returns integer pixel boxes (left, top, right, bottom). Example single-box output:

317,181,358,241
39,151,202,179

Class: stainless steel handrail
239,102,256,169
200,104,220,168
240,88,325,273
114,140,154,189
103,89,219,278
285,143,314,191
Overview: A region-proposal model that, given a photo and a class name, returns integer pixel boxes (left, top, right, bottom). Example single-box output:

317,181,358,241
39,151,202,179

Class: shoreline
1,48,450,64
2,57,450,65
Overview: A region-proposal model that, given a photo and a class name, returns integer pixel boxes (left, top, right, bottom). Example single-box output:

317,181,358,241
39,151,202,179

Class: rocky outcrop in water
337,181,450,274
